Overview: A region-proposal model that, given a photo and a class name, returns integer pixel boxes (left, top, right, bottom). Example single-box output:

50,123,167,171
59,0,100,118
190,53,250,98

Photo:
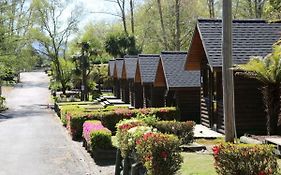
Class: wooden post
222,0,235,142
115,149,122,175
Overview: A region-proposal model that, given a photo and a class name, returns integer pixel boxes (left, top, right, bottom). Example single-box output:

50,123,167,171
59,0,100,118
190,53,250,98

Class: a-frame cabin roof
122,55,138,80
185,19,281,70
108,60,115,77
113,58,124,79
135,54,160,84
155,51,200,89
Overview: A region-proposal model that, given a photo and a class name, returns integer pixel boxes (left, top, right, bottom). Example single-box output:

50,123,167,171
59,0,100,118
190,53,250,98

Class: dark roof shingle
124,56,138,79
115,58,124,79
197,19,281,68
161,51,200,88
108,60,115,77
138,54,160,83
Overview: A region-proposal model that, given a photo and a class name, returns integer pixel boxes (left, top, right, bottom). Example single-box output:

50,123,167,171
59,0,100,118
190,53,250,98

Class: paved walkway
0,72,114,175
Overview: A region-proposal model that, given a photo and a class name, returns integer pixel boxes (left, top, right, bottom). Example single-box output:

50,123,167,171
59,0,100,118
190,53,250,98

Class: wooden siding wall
166,91,176,107
121,80,130,103
176,89,200,122
113,79,121,98
134,82,144,108
151,87,166,107
201,71,267,136
143,85,152,108
200,87,212,128
234,75,267,136
129,81,135,107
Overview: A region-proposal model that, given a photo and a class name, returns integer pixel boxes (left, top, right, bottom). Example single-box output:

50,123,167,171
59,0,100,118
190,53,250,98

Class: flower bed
66,107,179,140
82,120,112,151
213,143,278,175
116,118,184,175
136,132,182,175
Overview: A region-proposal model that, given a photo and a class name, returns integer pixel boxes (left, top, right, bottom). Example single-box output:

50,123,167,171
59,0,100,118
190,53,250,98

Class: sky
72,0,122,28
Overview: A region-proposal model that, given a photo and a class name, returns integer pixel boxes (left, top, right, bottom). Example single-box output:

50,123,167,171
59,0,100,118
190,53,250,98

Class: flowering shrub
82,120,112,151
154,120,195,144
213,143,278,175
65,107,178,140
135,132,183,175
116,119,146,157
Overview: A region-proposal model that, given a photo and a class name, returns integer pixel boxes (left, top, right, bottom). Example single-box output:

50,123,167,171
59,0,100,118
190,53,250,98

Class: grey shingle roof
138,54,160,84
124,56,138,79
108,60,115,77
197,19,281,68
161,51,200,88
115,58,124,79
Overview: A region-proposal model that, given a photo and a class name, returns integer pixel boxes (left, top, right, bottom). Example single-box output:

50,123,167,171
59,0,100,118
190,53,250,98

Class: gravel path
0,71,115,175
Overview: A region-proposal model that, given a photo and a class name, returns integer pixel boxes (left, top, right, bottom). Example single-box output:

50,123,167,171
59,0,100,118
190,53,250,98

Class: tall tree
156,0,168,50
130,0,135,34
207,0,215,18
30,0,81,94
175,0,181,50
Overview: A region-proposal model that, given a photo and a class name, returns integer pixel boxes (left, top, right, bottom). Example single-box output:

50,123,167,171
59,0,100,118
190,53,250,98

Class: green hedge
153,120,195,144
66,107,179,140
213,143,278,175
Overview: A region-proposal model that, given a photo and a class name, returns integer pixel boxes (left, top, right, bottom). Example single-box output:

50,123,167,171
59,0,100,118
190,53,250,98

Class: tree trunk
157,0,168,50
263,84,280,135
207,0,215,18
130,0,135,34
117,0,128,35
175,0,181,51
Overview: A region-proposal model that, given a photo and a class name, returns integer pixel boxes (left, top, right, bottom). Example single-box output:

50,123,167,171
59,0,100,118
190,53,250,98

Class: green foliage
90,130,112,150
50,58,75,92
238,45,281,84
63,106,179,140
153,120,195,144
213,143,278,175
105,33,141,58
116,118,147,157
136,132,183,175
0,96,6,111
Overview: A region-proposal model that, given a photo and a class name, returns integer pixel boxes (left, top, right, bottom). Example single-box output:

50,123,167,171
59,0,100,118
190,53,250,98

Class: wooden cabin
108,60,115,94
154,51,201,122
135,54,164,108
121,56,140,107
113,58,123,99
185,19,281,136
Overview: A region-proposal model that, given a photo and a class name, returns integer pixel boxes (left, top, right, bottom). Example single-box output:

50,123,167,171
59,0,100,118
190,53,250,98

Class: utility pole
222,0,235,142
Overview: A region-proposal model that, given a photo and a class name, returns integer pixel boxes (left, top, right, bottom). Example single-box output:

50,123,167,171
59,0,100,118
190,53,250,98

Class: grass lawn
180,153,216,175
180,152,281,175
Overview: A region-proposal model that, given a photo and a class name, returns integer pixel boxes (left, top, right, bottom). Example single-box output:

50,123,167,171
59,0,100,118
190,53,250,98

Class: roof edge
161,51,187,55
198,18,268,23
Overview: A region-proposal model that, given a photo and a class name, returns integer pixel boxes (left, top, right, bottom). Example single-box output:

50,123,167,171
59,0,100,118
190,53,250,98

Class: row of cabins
109,19,281,136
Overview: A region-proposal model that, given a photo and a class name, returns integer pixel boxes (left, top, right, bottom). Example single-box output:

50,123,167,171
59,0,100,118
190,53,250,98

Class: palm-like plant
238,45,281,135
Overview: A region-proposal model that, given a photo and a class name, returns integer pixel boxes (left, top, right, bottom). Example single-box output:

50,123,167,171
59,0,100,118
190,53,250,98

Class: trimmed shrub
136,132,183,175
213,143,278,175
83,120,112,151
154,120,195,144
66,107,179,140
116,119,147,157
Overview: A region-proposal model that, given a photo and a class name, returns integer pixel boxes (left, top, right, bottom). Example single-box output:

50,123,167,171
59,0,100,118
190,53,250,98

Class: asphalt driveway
0,71,114,175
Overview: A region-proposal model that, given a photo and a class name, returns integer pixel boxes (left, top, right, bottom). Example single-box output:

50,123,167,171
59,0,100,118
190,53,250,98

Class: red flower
258,171,266,175
136,139,141,145
160,151,168,159
212,146,220,155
